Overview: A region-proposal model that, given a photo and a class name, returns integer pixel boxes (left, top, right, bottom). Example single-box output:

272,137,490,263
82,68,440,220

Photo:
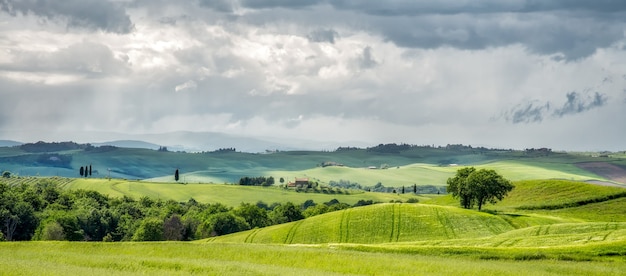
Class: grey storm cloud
195,0,626,59
307,29,339,44
0,0,133,33
503,91,608,124
199,0,322,11
197,0,626,15
0,42,129,76
328,0,626,16
506,101,551,124
553,91,608,118
359,46,377,69
1,0,626,151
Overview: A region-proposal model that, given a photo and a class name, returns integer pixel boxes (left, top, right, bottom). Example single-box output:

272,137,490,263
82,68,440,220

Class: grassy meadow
61,178,424,207
2,178,626,275
2,144,626,275
1,241,625,276
209,203,515,244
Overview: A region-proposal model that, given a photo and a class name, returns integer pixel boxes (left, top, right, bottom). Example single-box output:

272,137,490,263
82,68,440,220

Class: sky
1,0,626,151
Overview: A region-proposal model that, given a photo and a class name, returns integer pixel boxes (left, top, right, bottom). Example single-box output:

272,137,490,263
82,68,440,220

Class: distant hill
0,140,22,147
0,142,622,183
92,140,161,150
0,130,366,153
133,131,341,153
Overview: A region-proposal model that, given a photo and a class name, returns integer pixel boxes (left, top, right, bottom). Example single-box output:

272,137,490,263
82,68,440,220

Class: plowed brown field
576,162,626,185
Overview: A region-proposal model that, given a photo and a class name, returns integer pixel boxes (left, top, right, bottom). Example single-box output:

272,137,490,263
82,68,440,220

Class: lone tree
175,169,179,182
446,167,514,211
446,167,475,209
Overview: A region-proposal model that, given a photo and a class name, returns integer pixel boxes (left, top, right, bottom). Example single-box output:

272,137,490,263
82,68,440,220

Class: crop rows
1,176,74,187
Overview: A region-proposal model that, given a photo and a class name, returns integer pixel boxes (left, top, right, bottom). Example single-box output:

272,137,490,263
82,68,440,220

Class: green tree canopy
446,167,514,210
233,203,269,229
132,217,164,241
446,167,476,209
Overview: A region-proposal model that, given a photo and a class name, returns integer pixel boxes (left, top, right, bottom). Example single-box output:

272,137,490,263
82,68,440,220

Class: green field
261,160,609,189
210,203,514,244
2,145,620,186
0,178,624,275
61,178,424,207
1,242,625,276
2,145,626,276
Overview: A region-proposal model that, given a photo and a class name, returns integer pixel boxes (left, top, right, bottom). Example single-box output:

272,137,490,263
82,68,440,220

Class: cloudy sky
1,0,626,151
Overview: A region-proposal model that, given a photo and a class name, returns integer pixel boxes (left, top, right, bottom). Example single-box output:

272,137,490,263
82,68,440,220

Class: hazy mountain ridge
0,140,22,147
0,131,362,153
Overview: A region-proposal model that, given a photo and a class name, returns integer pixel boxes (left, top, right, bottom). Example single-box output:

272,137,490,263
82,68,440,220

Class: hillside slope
1,144,621,184
209,203,515,244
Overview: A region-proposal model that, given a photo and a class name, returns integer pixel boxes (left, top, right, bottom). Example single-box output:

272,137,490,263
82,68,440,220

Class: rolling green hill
426,179,626,208
208,179,626,250
2,174,626,275
209,203,515,244
61,178,425,206
2,144,623,187
263,160,609,189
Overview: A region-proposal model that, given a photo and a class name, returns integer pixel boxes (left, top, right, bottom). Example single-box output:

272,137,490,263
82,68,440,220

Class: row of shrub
516,191,626,210
0,178,375,242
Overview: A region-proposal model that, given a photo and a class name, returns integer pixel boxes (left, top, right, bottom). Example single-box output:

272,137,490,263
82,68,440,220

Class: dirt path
576,162,626,186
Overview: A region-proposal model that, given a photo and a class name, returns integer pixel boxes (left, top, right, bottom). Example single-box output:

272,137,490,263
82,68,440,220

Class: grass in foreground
0,242,624,276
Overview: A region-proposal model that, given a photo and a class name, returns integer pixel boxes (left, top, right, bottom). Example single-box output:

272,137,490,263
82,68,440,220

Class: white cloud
175,80,197,92
1,1,626,151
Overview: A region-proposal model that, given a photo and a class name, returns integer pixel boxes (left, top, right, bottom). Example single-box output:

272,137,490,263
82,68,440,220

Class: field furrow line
244,228,260,243
389,204,397,242
433,208,448,239
534,226,542,236
339,209,350,243
394,204,402,242
492,239,508,247
344,209,351,243
602,231,615,241
285,220,304,244
543,225,551,235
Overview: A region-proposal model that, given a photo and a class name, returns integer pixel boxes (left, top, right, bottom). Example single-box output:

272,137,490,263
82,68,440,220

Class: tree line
0,178,369,242
328,180,446,194
79,165,93,177
239,176,275,186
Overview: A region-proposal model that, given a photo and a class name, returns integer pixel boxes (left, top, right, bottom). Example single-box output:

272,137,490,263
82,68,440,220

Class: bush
132,218,164,241
270,202,304,224
163,214,185,241
102,233,114,242
353,200,375,207
406,198,419,203
40,221,66,241
197,212,250,238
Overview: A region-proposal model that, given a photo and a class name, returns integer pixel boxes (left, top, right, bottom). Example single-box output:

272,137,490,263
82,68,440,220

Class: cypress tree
175,169,179,182
79,166,84,177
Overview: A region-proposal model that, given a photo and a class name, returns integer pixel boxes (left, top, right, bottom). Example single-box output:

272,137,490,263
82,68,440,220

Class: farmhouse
287,177,310,188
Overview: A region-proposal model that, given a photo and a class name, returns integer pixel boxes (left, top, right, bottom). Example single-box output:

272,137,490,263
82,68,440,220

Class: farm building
287,178,310,188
